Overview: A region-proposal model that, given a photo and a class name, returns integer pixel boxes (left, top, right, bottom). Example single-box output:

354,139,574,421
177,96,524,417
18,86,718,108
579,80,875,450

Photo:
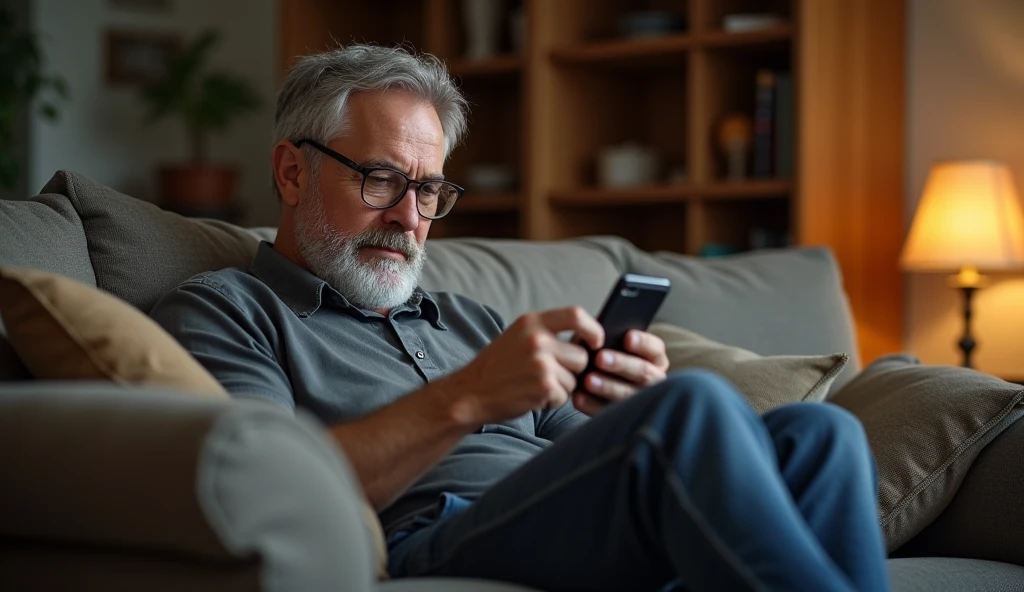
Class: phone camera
620,287,640,298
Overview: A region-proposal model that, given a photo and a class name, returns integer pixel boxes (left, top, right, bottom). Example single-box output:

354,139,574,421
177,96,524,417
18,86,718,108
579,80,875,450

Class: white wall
907,0,1024,376
29,0,279,226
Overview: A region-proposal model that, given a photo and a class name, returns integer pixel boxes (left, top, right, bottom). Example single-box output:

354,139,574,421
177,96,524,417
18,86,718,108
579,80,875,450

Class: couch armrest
0,382,376,591
894,407,1024,566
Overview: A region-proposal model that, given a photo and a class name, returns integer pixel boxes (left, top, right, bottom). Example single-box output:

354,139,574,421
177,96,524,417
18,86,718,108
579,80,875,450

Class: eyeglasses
295,139,464,220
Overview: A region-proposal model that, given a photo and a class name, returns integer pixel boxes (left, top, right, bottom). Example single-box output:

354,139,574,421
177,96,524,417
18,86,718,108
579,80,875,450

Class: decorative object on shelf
105,29,181,86
140,29,261,220
716,113,753,181
722,13,785,33
597,142,659,188
618,11,686,38
900,160,1024,368
0,7,69,192
466,164,516,193
461,0,504,60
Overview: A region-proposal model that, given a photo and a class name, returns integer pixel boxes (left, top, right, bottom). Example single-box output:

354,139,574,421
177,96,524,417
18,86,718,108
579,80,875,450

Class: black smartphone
577,273,671,394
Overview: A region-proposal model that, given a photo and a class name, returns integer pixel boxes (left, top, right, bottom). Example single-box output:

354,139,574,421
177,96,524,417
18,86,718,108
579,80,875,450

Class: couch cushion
629,247,861,391
650,322,849,414
0,266,227,397
0,192,95,380
887,557,1024,592
830,354,1024,552
39,170,267,313
893,408,1024,567
419,236,632,323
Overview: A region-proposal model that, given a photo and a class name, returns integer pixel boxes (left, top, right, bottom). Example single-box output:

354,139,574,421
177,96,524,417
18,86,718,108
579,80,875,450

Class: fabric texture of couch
1,171,1023,591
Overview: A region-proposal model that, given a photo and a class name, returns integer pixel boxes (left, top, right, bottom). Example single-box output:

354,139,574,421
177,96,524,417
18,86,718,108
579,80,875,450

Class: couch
0,171,1022,591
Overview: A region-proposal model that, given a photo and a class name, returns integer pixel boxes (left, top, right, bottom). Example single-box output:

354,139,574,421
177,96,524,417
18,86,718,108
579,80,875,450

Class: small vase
462,0,504,60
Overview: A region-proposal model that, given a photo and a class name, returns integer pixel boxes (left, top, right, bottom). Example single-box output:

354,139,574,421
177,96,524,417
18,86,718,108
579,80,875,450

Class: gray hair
274,44,469,198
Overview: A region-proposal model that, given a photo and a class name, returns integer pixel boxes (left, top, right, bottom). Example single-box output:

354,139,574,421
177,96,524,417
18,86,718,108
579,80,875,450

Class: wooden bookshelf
279,0,907,364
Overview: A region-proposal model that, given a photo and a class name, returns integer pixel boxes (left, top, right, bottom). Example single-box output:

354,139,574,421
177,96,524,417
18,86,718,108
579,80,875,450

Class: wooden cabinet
280,0,906,364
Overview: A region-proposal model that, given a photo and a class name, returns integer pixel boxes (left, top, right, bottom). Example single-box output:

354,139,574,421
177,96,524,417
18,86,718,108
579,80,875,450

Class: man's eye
420,183,441,197
368,174,394,186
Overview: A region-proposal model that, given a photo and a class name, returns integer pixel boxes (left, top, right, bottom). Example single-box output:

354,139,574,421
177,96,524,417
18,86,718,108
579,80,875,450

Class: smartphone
577,273,671,394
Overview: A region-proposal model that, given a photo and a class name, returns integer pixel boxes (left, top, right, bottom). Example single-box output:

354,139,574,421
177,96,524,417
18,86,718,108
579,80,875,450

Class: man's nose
381,188,421,231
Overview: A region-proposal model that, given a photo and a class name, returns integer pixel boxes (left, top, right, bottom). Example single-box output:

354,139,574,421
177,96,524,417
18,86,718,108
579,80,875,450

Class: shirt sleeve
149,278,295,410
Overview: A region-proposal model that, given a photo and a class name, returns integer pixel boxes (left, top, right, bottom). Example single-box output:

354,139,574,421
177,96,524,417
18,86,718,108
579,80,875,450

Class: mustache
350,228,420,260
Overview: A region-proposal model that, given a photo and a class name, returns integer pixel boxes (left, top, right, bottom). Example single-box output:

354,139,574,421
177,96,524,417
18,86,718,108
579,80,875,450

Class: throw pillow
0,265,390,578
0,266,226,396
829,354,1024,551
649,322,849,414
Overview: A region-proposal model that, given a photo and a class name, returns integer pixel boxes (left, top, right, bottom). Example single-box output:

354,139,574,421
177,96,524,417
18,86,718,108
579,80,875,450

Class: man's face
293,90,446,310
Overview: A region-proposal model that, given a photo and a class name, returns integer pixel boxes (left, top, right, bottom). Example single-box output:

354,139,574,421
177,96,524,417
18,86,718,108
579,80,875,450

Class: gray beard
293,183,426,310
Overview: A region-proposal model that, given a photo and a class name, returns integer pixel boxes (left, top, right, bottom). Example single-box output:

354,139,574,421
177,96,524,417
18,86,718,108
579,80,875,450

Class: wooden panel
798,0,906,364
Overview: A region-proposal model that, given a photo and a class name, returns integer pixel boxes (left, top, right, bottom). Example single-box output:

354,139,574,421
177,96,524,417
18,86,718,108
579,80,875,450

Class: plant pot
158,164,239,215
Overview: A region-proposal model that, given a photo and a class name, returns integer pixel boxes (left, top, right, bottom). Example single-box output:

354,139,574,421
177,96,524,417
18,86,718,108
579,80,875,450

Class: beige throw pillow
0,266,226,396
830,354,1024,551
649,322,849,414
0,265,390,578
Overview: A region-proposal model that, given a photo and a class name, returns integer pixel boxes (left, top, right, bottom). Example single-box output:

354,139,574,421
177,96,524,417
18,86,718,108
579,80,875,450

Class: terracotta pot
158,164,238,210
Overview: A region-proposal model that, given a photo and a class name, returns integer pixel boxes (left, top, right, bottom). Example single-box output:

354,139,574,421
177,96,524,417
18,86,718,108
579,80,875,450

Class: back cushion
419,236,632,323
0,193,95,380
631,247,861,390
39,171,268,313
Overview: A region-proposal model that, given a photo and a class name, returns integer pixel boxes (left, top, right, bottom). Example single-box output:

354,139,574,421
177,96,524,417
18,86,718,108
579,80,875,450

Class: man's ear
273,140,305,207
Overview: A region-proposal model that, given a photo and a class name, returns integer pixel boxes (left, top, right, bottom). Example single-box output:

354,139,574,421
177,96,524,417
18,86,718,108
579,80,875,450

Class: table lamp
900,160,1024,368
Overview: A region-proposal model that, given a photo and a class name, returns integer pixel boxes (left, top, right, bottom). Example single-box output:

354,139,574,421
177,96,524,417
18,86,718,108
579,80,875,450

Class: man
150,45,888,591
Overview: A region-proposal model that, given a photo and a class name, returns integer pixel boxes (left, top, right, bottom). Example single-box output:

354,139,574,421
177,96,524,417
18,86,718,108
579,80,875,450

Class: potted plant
141,28,261,216
0,7,68,193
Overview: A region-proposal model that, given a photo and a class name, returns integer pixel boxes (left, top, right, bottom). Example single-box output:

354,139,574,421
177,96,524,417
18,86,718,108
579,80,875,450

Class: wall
907,0,1024,377
2,0,32,201
28,0,279,225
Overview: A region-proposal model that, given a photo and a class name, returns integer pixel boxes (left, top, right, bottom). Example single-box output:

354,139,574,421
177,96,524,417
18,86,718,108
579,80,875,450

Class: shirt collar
249,241,446,329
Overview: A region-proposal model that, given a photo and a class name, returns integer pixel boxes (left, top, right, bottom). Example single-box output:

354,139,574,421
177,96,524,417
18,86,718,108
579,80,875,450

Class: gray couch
0,171,1021,591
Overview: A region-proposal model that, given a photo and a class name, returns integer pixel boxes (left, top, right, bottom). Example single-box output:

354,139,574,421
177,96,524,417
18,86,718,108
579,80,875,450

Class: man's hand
441,306,604,427
573,329,669,416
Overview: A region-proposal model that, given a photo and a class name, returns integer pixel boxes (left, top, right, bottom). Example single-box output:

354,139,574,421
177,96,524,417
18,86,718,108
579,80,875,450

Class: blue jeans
387,370,889,592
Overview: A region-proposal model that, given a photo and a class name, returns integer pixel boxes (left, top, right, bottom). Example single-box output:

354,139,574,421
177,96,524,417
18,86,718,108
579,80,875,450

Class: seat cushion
888,557,1024,592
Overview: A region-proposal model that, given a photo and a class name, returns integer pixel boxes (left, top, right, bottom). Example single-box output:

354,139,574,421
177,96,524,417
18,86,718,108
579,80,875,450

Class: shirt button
415,351,425,359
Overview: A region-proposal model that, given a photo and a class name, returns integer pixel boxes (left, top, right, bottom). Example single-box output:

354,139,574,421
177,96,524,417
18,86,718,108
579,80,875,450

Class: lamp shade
901,160,1024,271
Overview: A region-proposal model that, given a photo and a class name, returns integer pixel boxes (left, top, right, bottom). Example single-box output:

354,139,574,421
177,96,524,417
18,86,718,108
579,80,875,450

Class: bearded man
150,45,889,592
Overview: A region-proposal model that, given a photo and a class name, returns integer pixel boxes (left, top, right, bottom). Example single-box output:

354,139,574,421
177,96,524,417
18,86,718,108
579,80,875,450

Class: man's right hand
441,306,605,426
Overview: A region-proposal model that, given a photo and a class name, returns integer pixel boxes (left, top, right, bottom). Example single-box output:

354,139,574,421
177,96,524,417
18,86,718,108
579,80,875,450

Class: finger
583,371,638,402
595,349,665,386
536,306,604,351
624,330,670,371
552,361,578,395
549,339,590,374
573,391,609,417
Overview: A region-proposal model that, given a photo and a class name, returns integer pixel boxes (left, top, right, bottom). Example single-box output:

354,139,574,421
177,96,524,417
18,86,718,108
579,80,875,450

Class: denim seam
422,441,629,574
639,426,766,592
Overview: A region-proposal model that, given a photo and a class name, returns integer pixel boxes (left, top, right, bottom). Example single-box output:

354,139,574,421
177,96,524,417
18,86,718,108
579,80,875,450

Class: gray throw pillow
830,354,1024,551
649,323,849,414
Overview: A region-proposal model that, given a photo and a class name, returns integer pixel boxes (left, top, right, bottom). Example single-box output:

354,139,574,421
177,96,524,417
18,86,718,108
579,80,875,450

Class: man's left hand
573,329,669,416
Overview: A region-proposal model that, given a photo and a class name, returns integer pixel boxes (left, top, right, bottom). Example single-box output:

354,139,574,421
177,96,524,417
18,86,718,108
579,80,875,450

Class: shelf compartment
449,55,523,78
551,34,696,68
699,25,794,49
550,180,792,206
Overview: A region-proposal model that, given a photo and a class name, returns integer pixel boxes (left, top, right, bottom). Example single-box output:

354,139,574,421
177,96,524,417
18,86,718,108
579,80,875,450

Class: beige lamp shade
901,160,1024,271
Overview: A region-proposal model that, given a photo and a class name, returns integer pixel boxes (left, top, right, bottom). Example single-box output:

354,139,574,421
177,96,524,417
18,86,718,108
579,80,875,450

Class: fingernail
600,351,614,366
589,374,602,389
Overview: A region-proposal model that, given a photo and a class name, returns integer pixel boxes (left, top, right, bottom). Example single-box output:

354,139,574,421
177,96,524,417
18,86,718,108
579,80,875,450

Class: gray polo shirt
150,241,588,536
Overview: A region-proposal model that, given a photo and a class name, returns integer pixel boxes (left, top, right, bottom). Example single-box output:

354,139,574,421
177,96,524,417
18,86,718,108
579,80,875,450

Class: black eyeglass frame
294,139,465,220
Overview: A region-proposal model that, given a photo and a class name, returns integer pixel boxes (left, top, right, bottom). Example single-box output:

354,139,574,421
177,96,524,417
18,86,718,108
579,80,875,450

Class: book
774,72,793,178
753,70,776,178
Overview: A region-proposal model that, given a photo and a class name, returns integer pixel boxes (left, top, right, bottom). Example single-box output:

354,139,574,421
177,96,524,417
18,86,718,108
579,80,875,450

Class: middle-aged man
150,45,888,591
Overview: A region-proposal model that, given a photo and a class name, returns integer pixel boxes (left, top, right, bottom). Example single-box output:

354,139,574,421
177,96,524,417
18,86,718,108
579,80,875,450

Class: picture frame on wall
104,29,181,86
